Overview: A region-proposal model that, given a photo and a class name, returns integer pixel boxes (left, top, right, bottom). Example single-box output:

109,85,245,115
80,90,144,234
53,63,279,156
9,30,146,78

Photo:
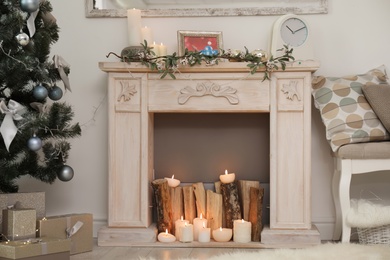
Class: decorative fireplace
97,61,321,247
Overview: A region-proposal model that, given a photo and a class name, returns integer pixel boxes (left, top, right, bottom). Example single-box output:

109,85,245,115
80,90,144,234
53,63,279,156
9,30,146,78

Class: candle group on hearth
157,229,176,243
165,175,180,187
212,227,233,242
193,213,207,241
233,219,252,243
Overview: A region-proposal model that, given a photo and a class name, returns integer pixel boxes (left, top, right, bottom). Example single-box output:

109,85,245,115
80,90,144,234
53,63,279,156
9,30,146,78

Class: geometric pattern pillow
311,66,389,152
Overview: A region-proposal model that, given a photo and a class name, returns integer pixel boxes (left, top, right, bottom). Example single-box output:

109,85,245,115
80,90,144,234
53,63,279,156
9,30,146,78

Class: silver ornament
48,85,63,101
15,32,30,46
20,0,40,13
57,165,74,182
27,136,42,151
33,84,48,100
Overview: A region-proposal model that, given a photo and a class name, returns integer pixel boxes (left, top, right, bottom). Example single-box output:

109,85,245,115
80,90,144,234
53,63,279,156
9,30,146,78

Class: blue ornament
27,135,42,151
20,0,39,13
33,85,48,101
48,85,63,101
57,165,74,182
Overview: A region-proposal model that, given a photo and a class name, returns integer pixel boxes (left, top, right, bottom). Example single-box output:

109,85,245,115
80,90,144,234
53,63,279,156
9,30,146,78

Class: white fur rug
141,243,390,260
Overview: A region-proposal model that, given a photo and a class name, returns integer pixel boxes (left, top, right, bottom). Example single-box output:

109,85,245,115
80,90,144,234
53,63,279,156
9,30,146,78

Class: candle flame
200,213,203,219
181,216,183,221
220,227,222,231
185,222,188,227
241,219,244,223
202,222,206,228
165,229,168,234
171,175,174,179
225,169,228,175
161,42,164,46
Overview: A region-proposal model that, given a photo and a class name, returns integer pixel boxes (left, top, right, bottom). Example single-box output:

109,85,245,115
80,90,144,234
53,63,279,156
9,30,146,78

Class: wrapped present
0,237,70,260
36,213,92,255
0,192,45,233
2,209,36,241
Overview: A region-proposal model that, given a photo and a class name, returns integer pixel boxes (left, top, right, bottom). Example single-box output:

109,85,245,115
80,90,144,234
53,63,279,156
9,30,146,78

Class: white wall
17,0,390,240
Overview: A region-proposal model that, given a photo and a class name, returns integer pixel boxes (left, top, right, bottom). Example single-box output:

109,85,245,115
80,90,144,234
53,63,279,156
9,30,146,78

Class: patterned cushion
311,66,389,152
362,84,390,133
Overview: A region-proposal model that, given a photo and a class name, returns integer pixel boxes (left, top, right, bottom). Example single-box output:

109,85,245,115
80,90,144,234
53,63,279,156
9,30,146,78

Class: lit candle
219,169,235,184
165,175,180,188
212,227,233,242
159,42,167,57
198,222,211,243
193,213,207,241
141,26,153,46
152,41,159,57
179,223,193,243
127,8,142,46
157,229,176,243
175,216,189,240
233,219,251,243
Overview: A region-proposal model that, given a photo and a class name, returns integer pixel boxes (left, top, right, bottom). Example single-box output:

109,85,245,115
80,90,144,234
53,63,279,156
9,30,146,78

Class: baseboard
93,218,107,238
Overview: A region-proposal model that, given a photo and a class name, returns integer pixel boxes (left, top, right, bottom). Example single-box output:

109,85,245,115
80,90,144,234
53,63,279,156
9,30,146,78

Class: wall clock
270,14,314,61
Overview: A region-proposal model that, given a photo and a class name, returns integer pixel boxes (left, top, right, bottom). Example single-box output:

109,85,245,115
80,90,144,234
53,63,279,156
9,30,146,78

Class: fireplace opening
153,113,270,224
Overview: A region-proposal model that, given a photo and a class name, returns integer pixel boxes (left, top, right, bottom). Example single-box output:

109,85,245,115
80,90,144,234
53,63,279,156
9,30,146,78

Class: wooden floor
70,241,274,260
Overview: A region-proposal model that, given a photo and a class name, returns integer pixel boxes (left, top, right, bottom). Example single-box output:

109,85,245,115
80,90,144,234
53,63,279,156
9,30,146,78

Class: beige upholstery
332,142,390,242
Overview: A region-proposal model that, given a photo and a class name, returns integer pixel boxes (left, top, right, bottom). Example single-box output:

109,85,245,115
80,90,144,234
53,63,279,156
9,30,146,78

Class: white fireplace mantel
98,61,321,247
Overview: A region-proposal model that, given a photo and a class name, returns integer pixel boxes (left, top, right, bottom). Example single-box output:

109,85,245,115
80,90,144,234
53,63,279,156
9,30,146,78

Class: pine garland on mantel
106,41,295,81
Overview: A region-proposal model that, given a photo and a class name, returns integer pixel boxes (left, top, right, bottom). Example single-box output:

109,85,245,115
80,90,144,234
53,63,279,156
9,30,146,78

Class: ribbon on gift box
66,220,83,238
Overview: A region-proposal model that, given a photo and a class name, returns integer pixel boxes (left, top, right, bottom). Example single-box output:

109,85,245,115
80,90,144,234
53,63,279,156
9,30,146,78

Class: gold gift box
0,192,45,234
0,237,70,260
36,213,93,255
2,209,36,241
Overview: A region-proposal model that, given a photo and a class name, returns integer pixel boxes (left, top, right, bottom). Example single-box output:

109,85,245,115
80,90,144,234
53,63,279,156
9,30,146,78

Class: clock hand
286,25,294,33
294,26,307,33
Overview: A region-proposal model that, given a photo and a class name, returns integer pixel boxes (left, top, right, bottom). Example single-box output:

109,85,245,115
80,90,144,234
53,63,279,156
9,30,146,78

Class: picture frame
177,31,223,56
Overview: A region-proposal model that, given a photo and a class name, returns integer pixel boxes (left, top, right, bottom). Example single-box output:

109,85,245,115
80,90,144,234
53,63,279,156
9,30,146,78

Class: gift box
2,209,36,241
36,213,92,255
0,237,70,260
0,192,45,233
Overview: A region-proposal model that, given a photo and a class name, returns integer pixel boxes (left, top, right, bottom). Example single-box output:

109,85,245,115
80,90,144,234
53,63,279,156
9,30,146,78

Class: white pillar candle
212,227,233,242
179,223,193,243
157,229,176,243
233,219,251,243
198,223,210,243
127,8,142,46
219,169,235,184
175,216,189,240
141,26,152,46
193,213,207,241
165,175,180,187
152,41,159,56
159,42,167,57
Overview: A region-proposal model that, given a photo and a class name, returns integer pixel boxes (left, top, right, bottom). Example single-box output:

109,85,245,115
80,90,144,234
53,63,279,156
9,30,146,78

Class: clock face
280,18,308,47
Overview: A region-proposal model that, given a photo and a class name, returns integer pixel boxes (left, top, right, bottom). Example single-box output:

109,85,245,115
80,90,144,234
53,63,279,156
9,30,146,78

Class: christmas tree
0,0,81,193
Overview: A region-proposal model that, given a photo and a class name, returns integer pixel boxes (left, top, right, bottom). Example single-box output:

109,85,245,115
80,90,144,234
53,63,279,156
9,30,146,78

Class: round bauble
57,165,74,182
33,84,48,100
48,85,63,101
20,0,40,13
15,32,30,46
27,136,42,151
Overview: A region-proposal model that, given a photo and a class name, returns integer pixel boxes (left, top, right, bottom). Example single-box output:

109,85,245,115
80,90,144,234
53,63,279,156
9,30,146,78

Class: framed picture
177,31,223,56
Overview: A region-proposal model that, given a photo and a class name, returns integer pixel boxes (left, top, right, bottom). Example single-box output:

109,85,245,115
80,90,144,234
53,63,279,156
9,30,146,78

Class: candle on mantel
157,229,176,243
179,222,193,243
141,26,152,45
159,42,167,57
127,8,142,46
233,219,251,243
212,227,233,242
193,213,207,241
165,175,180,188
198,222,211,243
175,216,189,241
219,169,235,184
152,41,160,56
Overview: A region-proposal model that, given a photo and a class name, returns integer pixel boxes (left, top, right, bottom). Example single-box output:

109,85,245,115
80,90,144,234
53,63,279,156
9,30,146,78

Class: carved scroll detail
117,81,137,102
281,81,301,101
178,82,239,105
